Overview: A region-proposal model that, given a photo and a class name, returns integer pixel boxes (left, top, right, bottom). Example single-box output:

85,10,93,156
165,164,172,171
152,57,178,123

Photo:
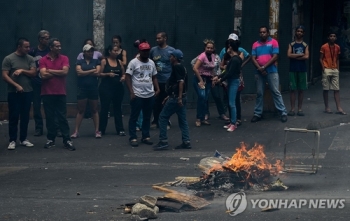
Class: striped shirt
252,37,279,73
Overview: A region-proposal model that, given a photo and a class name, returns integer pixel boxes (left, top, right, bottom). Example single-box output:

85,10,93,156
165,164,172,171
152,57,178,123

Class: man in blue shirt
150,32,175,129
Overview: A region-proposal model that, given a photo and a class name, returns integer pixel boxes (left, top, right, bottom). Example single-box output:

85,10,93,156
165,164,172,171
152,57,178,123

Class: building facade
0,0,344,119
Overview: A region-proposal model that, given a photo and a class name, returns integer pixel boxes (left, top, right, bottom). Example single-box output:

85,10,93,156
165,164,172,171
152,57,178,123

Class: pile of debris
187,143,286,193
122,143,288,219
129,195,159,220
124,187,211,220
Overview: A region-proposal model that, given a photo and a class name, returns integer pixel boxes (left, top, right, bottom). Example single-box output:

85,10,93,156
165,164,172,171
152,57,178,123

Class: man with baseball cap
125,42,160,147
153,49,191,150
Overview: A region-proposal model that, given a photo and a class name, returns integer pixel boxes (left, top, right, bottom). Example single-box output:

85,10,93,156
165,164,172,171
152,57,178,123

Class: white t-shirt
126,58,157,98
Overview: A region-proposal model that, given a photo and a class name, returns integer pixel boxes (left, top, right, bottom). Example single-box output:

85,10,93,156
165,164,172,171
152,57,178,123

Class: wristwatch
261,66,265,69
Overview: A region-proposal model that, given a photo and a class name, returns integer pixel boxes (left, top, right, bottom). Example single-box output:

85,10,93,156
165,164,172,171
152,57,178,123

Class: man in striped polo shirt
251,26,288,123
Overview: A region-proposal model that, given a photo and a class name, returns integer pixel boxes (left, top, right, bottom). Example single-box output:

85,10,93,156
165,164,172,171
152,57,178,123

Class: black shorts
77,88,99,100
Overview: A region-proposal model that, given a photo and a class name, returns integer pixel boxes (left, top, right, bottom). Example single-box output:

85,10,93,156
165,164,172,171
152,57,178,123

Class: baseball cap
83,44,94,51
138,42,151,50
295,25,305,31
169,49,183,61
228,33,239,41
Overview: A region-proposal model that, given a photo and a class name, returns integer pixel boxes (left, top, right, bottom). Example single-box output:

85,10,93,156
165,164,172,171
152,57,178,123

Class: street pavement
1,73,350,220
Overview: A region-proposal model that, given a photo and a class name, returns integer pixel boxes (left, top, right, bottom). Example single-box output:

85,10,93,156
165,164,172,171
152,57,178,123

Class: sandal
324,109,333,114
70,132,79,138
141,138,153,145
220,114,229,121
195,120,201,127
287,111,295,116
297,111,305,116
201,120,211,125
335,111,347,115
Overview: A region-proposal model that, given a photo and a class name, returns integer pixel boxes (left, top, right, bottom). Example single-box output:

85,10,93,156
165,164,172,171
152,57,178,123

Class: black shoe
153,141,169,150
141,138,153,145
57,131,62,137
64,141,76,151
175,142,192,149
130,139,138,147
281,115,288,123
251,116,261,123
44,140,55,149
117,131,126,136
34,130,43,136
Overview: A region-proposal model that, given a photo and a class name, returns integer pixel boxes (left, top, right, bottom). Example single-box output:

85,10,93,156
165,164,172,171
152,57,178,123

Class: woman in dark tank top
98,45,126,136
112,35,127,66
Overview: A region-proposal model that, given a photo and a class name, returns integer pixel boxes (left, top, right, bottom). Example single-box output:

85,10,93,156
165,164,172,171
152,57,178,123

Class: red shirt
39,54,70,95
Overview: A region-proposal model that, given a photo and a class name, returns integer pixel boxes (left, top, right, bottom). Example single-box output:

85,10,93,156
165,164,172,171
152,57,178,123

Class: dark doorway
323,0,350,62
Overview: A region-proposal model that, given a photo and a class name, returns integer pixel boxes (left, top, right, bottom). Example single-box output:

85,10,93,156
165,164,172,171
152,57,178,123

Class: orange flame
208,163,224,174
221,143,282,175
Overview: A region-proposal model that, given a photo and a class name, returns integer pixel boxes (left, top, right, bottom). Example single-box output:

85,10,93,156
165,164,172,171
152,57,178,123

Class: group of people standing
2,25,345,151
191,25,346,134
1,30,191,151
2,31,76,151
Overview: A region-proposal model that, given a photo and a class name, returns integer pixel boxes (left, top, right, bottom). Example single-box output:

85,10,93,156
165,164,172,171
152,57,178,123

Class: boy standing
153,49,191,150
320,32,346,115
287,26,309,116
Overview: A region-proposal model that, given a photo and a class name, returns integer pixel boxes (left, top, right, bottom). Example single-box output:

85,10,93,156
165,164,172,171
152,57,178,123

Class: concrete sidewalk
236,72,350,131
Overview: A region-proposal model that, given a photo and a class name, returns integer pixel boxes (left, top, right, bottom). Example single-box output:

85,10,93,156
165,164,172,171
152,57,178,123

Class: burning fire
210,143,283,175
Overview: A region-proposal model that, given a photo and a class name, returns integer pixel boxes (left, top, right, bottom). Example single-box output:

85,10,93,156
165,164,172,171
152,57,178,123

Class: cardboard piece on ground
152,186,210,210
156,198,183,212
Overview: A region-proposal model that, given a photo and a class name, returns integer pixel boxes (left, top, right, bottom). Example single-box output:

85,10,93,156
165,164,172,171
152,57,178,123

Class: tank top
116,49,123,62
100,58,123,88
289,41,307,72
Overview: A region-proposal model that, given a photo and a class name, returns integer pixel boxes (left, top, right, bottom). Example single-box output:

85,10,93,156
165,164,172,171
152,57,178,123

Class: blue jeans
227,78,240,124
254,73,287,117
128,96,155,141
159,96,190,143
206,84,225,116
193,75,212,120
8,92,32,142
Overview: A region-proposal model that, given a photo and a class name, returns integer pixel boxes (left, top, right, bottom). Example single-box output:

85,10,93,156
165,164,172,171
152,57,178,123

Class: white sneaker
8,141,16,150
20,139,34,147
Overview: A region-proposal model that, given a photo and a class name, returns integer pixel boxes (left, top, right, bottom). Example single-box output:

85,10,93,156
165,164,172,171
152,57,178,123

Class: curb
306,115,350,130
